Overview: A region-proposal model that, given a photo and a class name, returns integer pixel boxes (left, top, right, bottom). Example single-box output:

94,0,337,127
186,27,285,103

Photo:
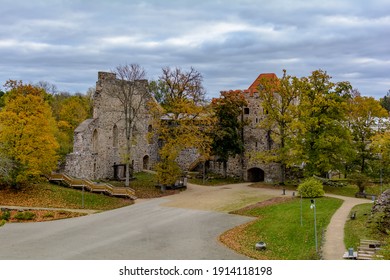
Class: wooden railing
48,173,137,200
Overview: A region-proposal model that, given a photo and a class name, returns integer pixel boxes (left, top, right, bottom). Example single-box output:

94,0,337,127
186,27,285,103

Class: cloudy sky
0,0,389,99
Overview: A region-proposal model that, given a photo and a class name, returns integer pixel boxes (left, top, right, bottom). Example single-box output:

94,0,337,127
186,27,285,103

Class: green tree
0,81,59,188
255,69,300,184
211,90,247,178
296,70,352,177
347,95,388,174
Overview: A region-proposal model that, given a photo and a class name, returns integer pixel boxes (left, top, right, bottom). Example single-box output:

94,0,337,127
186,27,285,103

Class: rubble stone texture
371,189,390,233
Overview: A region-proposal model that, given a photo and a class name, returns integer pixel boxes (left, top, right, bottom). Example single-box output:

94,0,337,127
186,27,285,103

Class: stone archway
247,167,265,182
143,155,150,170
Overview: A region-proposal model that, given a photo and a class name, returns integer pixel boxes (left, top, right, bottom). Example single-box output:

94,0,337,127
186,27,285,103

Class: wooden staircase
48,173,137,200
357,239,383,260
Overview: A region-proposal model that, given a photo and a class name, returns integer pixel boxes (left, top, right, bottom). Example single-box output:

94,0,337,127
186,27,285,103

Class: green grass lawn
323,183,390,198
251,181,390,199
344,203,390,259
344,203,376,250
221,197,343,260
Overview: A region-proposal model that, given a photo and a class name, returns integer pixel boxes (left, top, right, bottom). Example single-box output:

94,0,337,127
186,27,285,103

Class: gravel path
322,194,370,260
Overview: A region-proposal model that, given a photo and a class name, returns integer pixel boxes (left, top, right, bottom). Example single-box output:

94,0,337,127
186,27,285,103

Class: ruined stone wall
65,71,159,180
176,148,199,171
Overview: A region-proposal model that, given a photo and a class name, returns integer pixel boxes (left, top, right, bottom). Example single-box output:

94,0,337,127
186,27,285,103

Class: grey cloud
0,0,389,98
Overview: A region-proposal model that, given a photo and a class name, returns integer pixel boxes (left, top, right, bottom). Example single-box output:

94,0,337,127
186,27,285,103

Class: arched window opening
143,155,150,170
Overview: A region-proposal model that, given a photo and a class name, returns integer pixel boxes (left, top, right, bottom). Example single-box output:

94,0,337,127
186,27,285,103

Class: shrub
14,211,36,221
0,219,5,227
1,210,11,221
298,177,325,198
43,212,54,218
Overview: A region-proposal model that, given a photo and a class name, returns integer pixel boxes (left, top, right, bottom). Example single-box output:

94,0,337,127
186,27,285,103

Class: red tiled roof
247,73,278,96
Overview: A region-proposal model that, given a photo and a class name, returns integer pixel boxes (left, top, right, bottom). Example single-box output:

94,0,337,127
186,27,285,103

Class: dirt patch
2,209,87,223
230,196,294,214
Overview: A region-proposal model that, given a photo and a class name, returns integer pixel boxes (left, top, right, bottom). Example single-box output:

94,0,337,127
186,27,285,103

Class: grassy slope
221,197,343,260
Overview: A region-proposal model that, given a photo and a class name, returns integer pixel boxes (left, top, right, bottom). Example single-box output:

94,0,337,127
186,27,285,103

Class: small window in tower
244,107,250,114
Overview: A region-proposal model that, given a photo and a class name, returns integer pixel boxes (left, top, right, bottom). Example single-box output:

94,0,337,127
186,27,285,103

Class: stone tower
207,73,282,183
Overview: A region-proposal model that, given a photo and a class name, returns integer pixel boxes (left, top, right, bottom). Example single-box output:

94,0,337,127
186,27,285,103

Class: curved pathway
322,194,370,260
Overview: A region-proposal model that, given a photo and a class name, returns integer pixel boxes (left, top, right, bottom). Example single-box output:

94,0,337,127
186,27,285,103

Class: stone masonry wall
65,71,159,180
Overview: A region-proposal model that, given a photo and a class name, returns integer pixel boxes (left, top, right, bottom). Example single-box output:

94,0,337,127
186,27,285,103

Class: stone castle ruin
65,71,281,183
206,73,282,183
65,72,159,180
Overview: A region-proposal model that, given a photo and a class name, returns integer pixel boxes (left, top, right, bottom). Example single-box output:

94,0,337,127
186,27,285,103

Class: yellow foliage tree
150,67,213,185
0,81,59,188
56,95,91,159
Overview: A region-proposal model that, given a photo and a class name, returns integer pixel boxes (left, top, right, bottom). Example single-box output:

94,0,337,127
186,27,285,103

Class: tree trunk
125,115,133,188
280,163,286,185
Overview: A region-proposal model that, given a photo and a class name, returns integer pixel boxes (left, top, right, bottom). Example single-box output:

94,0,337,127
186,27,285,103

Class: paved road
0,196,254,260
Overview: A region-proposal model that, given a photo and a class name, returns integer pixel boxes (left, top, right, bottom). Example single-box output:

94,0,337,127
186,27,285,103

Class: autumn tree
254,70,300,184
150,66,212,185
56,94,92,160
296,70,352,177
35,81,92,162
211,90,247,178
371,130,390,180
0,81,59,188
347,95,388,175
109,64,150,187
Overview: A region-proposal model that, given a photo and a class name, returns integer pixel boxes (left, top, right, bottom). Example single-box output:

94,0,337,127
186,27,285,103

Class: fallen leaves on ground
3,209,86,223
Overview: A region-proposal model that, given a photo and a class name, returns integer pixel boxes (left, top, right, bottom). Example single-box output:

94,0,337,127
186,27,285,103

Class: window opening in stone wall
244,107,250,114
92,129,99,153
113,124,118,148
143,155,150,170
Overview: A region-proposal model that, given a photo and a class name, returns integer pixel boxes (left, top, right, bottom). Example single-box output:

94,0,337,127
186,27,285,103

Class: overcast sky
0,0,389,99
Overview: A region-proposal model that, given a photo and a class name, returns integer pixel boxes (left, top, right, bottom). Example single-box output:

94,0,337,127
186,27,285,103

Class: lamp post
300,193,303,227
310,199,318,253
